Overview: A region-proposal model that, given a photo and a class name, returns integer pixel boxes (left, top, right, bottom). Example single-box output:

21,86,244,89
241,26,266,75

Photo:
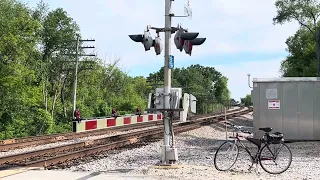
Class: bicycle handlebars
224,121,253,135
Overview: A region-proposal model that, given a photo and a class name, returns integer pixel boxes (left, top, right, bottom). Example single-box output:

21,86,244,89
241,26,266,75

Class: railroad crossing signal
173,25,206,56
127,0,206,166
129,24,206,56
182,37,206,56
154,35,163,55
129,27,163,56
128,30,154,52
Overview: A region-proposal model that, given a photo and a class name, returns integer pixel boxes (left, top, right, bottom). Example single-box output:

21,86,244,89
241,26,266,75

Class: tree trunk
51,88,58,118
42,56,49,112
43,77,48,112
61,77,67,118
41,67,48,112
45,78,48,111
42,79,46,110
316,29,320,77
51,77,62,118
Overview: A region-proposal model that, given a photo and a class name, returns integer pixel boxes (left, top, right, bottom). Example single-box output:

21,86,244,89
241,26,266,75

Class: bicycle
214,122,292,174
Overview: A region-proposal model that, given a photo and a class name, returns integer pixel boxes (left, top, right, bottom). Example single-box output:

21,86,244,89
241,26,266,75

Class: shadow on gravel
227,116,253,127
105,169,135,173
178,133,257,151
175,134,320,177
178,132,320,159
179,134,227,147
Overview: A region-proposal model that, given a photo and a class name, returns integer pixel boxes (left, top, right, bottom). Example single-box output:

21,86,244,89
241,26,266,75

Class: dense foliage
240,94,252,107
147,65,231,114
274,0,320,77
0,0,231,139
239,1,320,106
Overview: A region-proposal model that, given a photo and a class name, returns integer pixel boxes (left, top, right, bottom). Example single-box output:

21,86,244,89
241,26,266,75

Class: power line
62,35,96,119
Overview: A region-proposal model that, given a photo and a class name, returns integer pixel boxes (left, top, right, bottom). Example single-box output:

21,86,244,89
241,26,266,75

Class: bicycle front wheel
214,141,239,171
259,143,292,174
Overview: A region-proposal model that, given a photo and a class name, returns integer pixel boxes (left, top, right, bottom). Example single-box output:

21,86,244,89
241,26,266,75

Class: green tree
147,64,231,114
0,0,155,139
214,76,230,103
40,7,80,118
241,94,253,107
280,27,317,76
273,0,320,76
0,0,233,139
0,0,44,139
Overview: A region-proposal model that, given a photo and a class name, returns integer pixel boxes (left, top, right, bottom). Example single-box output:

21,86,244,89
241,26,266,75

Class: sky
22,0,300,101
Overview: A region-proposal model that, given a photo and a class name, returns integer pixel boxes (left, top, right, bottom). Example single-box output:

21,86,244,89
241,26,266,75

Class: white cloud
20,0,297,104
213,58,283,101
32,0,301,68
22,0,299,94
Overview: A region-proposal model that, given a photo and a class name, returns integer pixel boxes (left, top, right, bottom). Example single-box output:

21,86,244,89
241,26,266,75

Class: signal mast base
161,145,178,164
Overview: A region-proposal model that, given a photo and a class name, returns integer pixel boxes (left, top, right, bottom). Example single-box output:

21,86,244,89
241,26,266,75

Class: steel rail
0,107,252,168
0,120,167,151
0,108,242,151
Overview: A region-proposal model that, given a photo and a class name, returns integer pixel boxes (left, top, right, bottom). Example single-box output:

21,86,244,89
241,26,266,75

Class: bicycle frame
229,131,280,165
215,124,292,174
229,133,260,163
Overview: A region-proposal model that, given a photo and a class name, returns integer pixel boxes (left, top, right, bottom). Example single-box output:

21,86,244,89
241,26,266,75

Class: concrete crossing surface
1,168,159,180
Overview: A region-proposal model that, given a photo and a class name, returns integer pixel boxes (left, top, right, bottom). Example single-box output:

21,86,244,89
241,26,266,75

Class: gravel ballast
0,125,163,157
67,113,320,180
0,109,240,157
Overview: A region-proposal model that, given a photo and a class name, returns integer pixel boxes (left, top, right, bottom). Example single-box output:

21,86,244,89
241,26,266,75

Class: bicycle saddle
259,127,272,132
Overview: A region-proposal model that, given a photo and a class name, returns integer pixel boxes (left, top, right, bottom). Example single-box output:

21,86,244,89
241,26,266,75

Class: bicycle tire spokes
214,125,292,174
214,141,239,171
274,143,285,159
259,143,292,174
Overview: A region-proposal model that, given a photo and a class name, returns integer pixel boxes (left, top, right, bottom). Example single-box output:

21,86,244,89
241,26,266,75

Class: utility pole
162,0,173,164
128,0,205,165
69,35,95,119
72,35,80,116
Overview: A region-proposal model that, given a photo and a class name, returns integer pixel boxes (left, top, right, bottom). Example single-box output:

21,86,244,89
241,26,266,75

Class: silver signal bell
183,40,193,56
174,29,206,56
128,31,163,55
143,31,153,51
174,30,198,52
182,38,206,56
153,36,163,55
129,27,205,56
174,29,184,52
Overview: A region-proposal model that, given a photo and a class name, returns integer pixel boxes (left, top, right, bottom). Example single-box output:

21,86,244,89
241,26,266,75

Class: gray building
251,77,320,140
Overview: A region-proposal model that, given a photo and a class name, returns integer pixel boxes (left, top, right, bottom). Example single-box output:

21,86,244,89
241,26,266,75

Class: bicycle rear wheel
259,143,292,174
214,141,239,171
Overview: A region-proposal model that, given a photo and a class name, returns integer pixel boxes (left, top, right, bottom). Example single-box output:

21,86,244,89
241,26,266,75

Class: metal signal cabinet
251,77,320,140
189,94,197,114
154,88,182,107
147,88,197,122
154,87,182,118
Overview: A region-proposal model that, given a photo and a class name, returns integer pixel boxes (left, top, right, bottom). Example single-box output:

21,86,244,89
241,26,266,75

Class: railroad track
0,120,172,151
0,108,242,151
0,107,252,169
0,117,171,145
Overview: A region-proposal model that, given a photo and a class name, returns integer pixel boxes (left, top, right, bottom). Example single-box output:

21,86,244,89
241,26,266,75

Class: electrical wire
169,112,175,147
